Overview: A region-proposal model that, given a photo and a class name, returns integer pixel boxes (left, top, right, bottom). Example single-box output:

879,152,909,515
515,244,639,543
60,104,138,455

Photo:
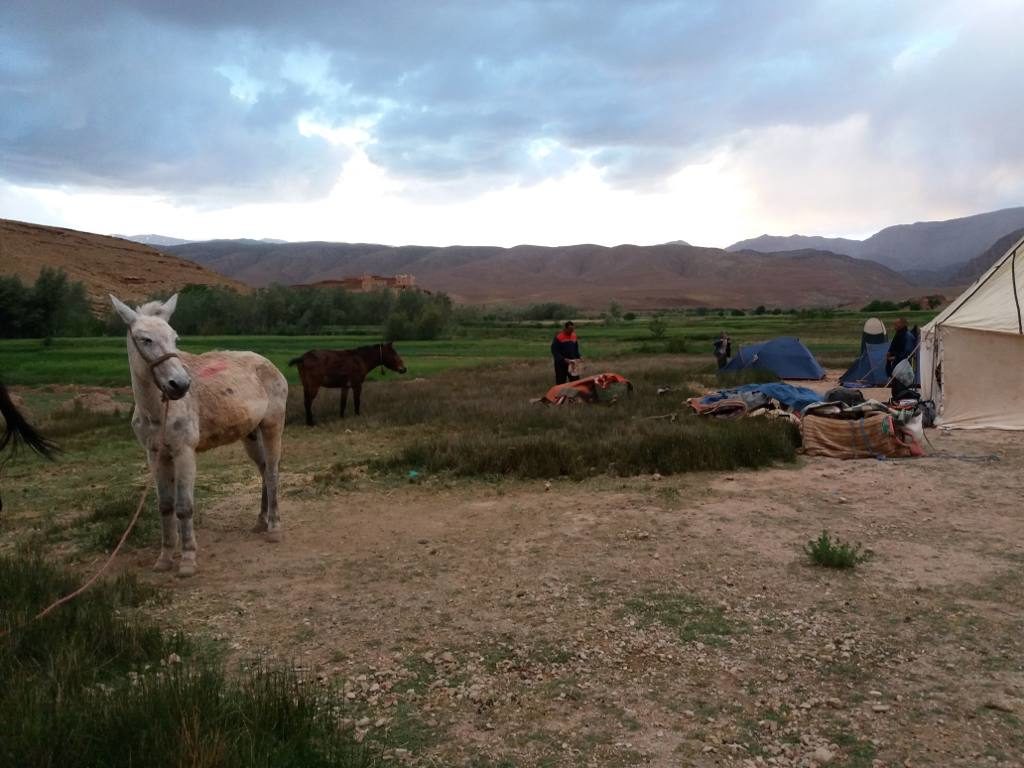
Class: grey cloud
0,0,1020,211
0,6,347,201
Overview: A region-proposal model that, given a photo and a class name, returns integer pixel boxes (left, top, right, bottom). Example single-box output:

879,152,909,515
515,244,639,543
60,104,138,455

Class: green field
0,310,934,386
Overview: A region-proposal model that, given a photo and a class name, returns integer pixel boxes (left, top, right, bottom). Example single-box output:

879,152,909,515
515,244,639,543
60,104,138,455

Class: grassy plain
11,306,1022,768
0,310,935,386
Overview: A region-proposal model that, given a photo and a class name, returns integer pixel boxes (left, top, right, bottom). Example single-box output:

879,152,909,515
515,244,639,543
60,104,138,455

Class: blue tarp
720,336,826,380
840,341,890,387
695,382,824,413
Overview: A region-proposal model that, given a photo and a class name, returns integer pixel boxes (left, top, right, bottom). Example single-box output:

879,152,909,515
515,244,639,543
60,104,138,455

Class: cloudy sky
1,0,1022,247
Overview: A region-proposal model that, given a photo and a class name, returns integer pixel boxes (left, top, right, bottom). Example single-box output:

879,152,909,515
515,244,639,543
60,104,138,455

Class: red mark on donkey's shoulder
195,360,229,378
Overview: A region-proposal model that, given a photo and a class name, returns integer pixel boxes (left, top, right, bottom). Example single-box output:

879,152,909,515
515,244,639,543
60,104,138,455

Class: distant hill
167,238,916,309
727,234,863,257
727,206,1024,278
951,227,1024,284
0,219,247,314
119,234,289,247
116,234,193,247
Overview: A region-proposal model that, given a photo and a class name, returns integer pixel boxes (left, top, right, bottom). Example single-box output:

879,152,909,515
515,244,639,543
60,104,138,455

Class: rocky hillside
0,218,247,314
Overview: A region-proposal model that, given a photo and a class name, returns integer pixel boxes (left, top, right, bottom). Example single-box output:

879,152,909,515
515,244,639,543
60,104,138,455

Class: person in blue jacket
886,317,920,399
551,321,582,384
885,318,918,376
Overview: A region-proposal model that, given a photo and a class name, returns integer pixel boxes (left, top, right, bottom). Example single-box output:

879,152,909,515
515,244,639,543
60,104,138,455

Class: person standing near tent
886,318,920,400
885,318,918,377
713,331,732,369
551,320,582,384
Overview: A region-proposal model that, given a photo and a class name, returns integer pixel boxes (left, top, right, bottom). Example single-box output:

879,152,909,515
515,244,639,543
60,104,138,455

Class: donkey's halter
131,334,180,391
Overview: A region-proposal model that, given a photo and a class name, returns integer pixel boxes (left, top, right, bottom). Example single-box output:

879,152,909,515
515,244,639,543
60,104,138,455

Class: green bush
804,531,870,569
383,292,452,340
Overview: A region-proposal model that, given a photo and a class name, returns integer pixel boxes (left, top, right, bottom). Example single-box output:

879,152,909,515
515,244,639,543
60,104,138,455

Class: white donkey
111,294,289,577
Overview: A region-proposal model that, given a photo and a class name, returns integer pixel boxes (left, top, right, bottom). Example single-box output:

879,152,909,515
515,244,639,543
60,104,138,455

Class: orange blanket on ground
542,373,632,405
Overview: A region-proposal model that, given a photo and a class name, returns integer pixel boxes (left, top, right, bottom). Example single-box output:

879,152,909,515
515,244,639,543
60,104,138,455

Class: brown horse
1,381,58,513
289,342,407,426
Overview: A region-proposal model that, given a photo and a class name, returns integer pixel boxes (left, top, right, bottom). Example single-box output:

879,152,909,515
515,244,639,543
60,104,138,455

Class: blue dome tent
720,336,825,380
839,342,890,387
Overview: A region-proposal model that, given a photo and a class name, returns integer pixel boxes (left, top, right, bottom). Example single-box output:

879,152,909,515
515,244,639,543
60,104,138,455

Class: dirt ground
132,408,1024,767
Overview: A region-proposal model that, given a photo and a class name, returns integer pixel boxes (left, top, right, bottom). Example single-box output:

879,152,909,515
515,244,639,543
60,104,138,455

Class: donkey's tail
0,382,58,458
288,354,306,367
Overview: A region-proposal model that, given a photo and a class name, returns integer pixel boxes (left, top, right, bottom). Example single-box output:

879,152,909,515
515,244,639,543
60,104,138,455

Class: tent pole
1012,249,1023,334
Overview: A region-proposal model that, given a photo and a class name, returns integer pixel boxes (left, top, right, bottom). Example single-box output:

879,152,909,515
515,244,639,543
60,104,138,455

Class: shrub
804,531,870,569
649,315,668,339
378,417,798,480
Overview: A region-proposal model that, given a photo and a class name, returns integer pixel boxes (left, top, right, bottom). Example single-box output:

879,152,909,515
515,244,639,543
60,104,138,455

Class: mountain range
5,205,1024,313
727,206,1024,279
165,239,919,309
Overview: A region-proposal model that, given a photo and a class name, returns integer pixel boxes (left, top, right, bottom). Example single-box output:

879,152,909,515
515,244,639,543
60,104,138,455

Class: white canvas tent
920,232,1024,429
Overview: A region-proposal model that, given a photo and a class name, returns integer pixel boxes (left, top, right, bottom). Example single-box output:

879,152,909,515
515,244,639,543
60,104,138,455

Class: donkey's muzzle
397,366,407,374
165,377,191,400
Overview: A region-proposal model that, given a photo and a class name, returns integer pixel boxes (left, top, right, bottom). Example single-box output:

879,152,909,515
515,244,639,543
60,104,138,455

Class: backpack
825,387,866,406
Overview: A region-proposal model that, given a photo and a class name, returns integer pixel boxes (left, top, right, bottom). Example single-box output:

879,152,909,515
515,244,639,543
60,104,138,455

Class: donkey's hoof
153,555,175,572
251,521,269,534
177,560,197,578
265,529,283,543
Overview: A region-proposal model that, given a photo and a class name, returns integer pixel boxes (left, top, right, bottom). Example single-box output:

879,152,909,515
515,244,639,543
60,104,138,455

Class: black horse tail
288,354,306,367
0,383,58,459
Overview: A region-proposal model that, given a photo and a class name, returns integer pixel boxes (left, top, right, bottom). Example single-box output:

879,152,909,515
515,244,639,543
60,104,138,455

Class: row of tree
0,268,940,341
0,270,455,340
162,283,453,339
0,269,102,339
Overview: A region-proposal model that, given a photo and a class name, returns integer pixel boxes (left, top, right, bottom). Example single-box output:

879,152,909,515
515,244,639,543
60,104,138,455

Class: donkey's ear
109,294,138,325
157,293,179,320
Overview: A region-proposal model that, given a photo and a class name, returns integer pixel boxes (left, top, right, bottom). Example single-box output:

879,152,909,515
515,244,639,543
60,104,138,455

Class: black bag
918,399,937,428
824,387,866,407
